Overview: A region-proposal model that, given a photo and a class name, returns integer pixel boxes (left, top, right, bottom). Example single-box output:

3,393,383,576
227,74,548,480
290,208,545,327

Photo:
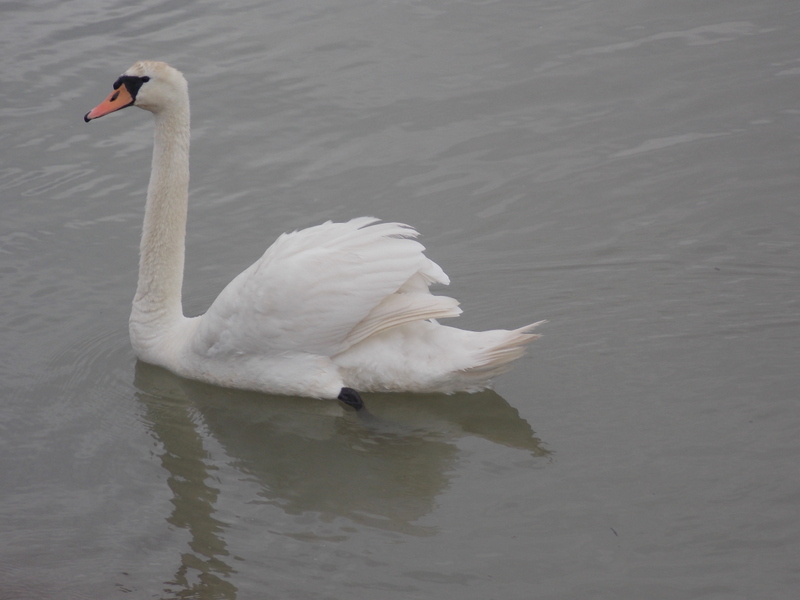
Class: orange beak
84,84,134,122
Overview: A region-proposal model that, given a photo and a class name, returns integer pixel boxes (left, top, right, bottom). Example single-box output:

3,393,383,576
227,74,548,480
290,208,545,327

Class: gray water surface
1,1,799,598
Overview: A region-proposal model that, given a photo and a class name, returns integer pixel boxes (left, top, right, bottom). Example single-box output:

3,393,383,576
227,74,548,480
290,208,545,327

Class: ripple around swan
27,326,138,451
49,326,132,397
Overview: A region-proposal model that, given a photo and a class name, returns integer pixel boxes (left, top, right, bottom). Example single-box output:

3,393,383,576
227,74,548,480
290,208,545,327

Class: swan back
193,218,461,359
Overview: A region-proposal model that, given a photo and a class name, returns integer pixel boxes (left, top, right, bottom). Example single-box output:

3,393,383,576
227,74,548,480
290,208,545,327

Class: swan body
85,61,542,404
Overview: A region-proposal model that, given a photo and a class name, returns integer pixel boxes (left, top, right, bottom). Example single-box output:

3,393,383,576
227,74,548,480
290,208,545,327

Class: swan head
84,61,187,122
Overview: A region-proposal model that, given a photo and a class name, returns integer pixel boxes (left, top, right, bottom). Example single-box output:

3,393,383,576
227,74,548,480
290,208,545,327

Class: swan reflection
134,361,548,598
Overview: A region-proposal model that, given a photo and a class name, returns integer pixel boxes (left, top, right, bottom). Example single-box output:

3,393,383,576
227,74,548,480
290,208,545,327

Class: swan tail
335,320,545,394
459,320,546,380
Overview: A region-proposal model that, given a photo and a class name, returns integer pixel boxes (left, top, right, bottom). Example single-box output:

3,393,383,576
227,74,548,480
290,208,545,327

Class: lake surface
2,1,799,598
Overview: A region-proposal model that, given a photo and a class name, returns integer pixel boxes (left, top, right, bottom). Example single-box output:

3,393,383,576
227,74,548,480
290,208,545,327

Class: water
2,0,799,598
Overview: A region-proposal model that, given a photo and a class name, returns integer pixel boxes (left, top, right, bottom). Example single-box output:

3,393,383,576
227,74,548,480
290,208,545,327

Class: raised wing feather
192,218,458,359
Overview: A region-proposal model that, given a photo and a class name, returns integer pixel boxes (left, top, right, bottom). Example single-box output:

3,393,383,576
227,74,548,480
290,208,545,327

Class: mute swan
84,61,543,410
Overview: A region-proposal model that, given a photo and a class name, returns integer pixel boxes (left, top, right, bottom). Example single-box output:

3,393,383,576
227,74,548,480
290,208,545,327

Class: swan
84,61,543,409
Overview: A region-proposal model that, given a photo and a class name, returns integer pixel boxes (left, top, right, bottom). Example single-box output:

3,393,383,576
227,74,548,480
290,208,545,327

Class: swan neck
132,103,190,332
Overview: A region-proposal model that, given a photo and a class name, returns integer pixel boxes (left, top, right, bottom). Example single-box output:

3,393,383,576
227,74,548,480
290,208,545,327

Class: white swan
85,61,543,409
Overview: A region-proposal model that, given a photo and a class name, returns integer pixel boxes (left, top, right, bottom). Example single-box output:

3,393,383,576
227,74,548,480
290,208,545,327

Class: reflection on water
136,369,238,599
134,362,547,598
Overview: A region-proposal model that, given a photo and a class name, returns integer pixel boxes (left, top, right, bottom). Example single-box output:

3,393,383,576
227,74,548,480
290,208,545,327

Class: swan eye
112,75,149,93
110,75,149,100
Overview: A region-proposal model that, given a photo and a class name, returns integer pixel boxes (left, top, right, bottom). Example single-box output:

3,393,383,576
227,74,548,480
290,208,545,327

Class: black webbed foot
338,387,364,411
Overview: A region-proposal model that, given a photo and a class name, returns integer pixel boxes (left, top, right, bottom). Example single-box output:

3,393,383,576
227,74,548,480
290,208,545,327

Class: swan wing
193,217,460,359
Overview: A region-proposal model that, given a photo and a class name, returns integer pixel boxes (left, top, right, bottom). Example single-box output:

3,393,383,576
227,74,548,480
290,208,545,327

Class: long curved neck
131,100,190,335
